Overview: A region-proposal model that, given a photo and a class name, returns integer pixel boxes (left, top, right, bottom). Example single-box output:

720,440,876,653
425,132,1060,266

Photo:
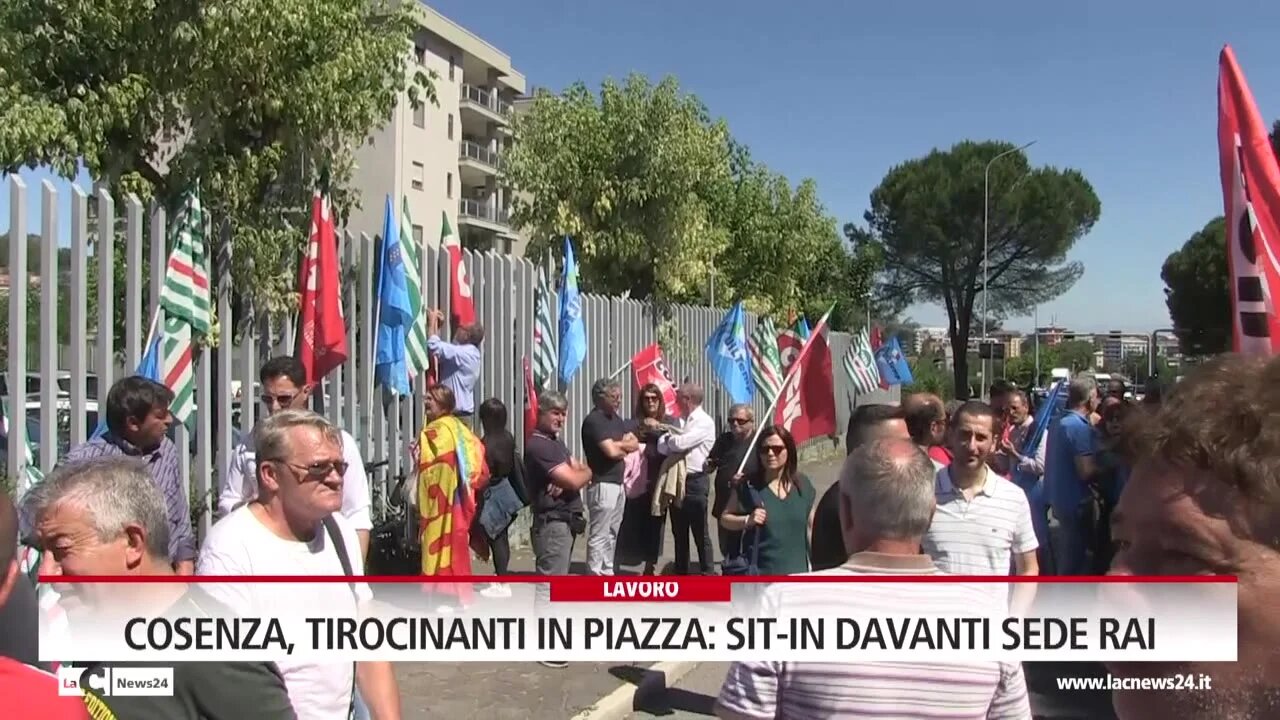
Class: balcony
458,198,512,235
458,140,502,184
459,84,512,129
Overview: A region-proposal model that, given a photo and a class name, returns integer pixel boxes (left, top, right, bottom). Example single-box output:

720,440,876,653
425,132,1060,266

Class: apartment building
1101,331,1149,369
349,4,527,256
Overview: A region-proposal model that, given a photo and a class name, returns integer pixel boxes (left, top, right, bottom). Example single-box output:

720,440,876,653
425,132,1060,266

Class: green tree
506,75,733,304
505,76,878,325
903,352,954,400
1161,217,1230,357
850,141,1101,398
0,0,436,326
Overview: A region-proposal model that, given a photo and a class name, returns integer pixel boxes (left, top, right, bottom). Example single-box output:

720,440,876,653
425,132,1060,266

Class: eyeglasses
271,460,349,480
642,396,661,402
760,445,786,456
729,417,751,426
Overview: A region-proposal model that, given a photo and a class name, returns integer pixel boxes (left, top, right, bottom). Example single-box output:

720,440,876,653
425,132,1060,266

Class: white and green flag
159,187,212,424
532,265,556,391
398,197,430,379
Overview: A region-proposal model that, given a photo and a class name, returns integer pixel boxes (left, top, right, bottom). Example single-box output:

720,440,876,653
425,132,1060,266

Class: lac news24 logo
58,665,174,697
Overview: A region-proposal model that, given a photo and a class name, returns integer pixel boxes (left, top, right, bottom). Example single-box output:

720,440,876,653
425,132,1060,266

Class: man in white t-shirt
199,409,400,720
219,356,372,558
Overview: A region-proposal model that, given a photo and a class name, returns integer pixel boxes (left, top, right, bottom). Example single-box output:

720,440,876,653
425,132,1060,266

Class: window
449,55,456,81
414,45,425,64
447,114,454,140
411,162,425,191
446,172,453,198
412,225,424,246
413,102,425,128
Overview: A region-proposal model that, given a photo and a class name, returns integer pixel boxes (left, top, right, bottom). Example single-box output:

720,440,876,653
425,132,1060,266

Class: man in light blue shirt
1044,374,1101,575
427,308,483,416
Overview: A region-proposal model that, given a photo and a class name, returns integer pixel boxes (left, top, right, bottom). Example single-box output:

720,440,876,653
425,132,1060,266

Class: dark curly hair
1122,354,1280,543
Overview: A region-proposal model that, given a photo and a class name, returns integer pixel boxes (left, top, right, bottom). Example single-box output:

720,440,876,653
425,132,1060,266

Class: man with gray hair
716,438,1031,719
659,383,717,574
27,456,297,718
580,379,640,575
524,391,592,669
199,410,401,718
1044,374,1101,576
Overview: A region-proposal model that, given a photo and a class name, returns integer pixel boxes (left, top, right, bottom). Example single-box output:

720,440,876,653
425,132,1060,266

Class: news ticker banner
38,576,1236,664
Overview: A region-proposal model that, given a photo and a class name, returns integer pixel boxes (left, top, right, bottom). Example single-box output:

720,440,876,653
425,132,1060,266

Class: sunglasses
642,395,661,402
729,417,751,426
273,460,349,480
261,393,298,407
759,445,787,456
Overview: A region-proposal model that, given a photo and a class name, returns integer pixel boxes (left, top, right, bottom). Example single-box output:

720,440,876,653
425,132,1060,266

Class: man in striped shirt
62,376,196,574
716,438,1031,720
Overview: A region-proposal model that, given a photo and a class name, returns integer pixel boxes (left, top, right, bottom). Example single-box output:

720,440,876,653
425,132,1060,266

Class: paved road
625,662,1117,719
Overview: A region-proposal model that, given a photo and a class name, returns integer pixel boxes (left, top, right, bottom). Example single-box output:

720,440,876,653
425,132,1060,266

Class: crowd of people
0,311,1276,718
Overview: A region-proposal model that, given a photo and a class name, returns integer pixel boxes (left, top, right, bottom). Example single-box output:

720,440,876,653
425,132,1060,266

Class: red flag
774,321,837,445
442,212,476,327
522,357,538,444
869,326,889,389
1219,46,1280,355
297,188,348,384
630,343,681,418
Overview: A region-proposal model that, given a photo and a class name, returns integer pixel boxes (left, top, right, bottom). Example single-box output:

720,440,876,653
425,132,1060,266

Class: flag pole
735,303,835,475
142,303,163,355
608,360,633,381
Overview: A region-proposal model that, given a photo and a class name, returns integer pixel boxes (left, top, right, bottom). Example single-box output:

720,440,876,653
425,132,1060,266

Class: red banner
1219,45,1280,355
630,343,681,418
522,357,538,444
774,328,837,445
550,576,732,603
297,189,348,383
776,327,803,376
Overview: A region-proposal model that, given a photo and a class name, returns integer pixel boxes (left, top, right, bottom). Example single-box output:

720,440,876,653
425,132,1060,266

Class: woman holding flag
413,385,489,610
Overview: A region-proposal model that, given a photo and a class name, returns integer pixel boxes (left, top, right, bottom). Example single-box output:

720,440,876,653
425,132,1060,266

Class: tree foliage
851,141,1101,398
506,75,876,326
1002,338,1099,387
1161,217,1230,357
0,0,435,327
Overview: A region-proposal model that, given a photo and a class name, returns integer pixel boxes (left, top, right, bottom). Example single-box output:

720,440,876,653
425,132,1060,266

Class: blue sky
6,0,1280,333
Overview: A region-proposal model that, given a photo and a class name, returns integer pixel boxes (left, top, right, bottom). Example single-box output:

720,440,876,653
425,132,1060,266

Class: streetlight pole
982,139,1036,398
1033,305,1041,388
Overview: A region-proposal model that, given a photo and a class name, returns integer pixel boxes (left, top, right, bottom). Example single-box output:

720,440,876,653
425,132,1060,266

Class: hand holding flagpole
735,304,835,475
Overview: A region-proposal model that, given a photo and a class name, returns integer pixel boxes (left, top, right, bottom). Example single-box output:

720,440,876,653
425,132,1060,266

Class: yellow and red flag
415,416,489,598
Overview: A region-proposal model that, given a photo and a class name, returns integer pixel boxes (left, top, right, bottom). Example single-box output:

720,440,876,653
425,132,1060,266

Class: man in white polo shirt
923,401,1039,612
716,438,1031,719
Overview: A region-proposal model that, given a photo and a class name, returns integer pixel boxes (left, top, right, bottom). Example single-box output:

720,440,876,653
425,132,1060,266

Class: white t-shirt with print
197,506,373,720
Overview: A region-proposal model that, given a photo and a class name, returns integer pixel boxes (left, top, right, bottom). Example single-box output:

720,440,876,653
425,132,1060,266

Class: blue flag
873,336,914,386
705,301,755,404
797,315,811,341
92,331,163,439
1012,379,1066,492
557,237,586,385
374,196,413,396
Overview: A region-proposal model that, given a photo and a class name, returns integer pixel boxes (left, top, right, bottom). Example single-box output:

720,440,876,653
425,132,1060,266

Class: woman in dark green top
718,425,815,575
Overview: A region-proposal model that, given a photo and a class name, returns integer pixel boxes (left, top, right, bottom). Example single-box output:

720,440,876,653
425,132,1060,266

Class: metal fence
3,177,897,541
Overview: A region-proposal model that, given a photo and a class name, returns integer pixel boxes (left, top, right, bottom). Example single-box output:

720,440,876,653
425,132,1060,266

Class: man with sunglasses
219,356,372,558
705,404,758,562
200,410,401,719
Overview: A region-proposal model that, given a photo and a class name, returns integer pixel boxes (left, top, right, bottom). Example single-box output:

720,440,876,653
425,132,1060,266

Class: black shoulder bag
322,516,359,720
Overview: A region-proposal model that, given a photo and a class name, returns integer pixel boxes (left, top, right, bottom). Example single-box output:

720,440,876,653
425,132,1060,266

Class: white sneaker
480,583,512,599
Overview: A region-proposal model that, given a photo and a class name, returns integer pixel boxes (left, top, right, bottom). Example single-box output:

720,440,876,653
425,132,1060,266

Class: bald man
902,393,950,469
811,404,910,572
